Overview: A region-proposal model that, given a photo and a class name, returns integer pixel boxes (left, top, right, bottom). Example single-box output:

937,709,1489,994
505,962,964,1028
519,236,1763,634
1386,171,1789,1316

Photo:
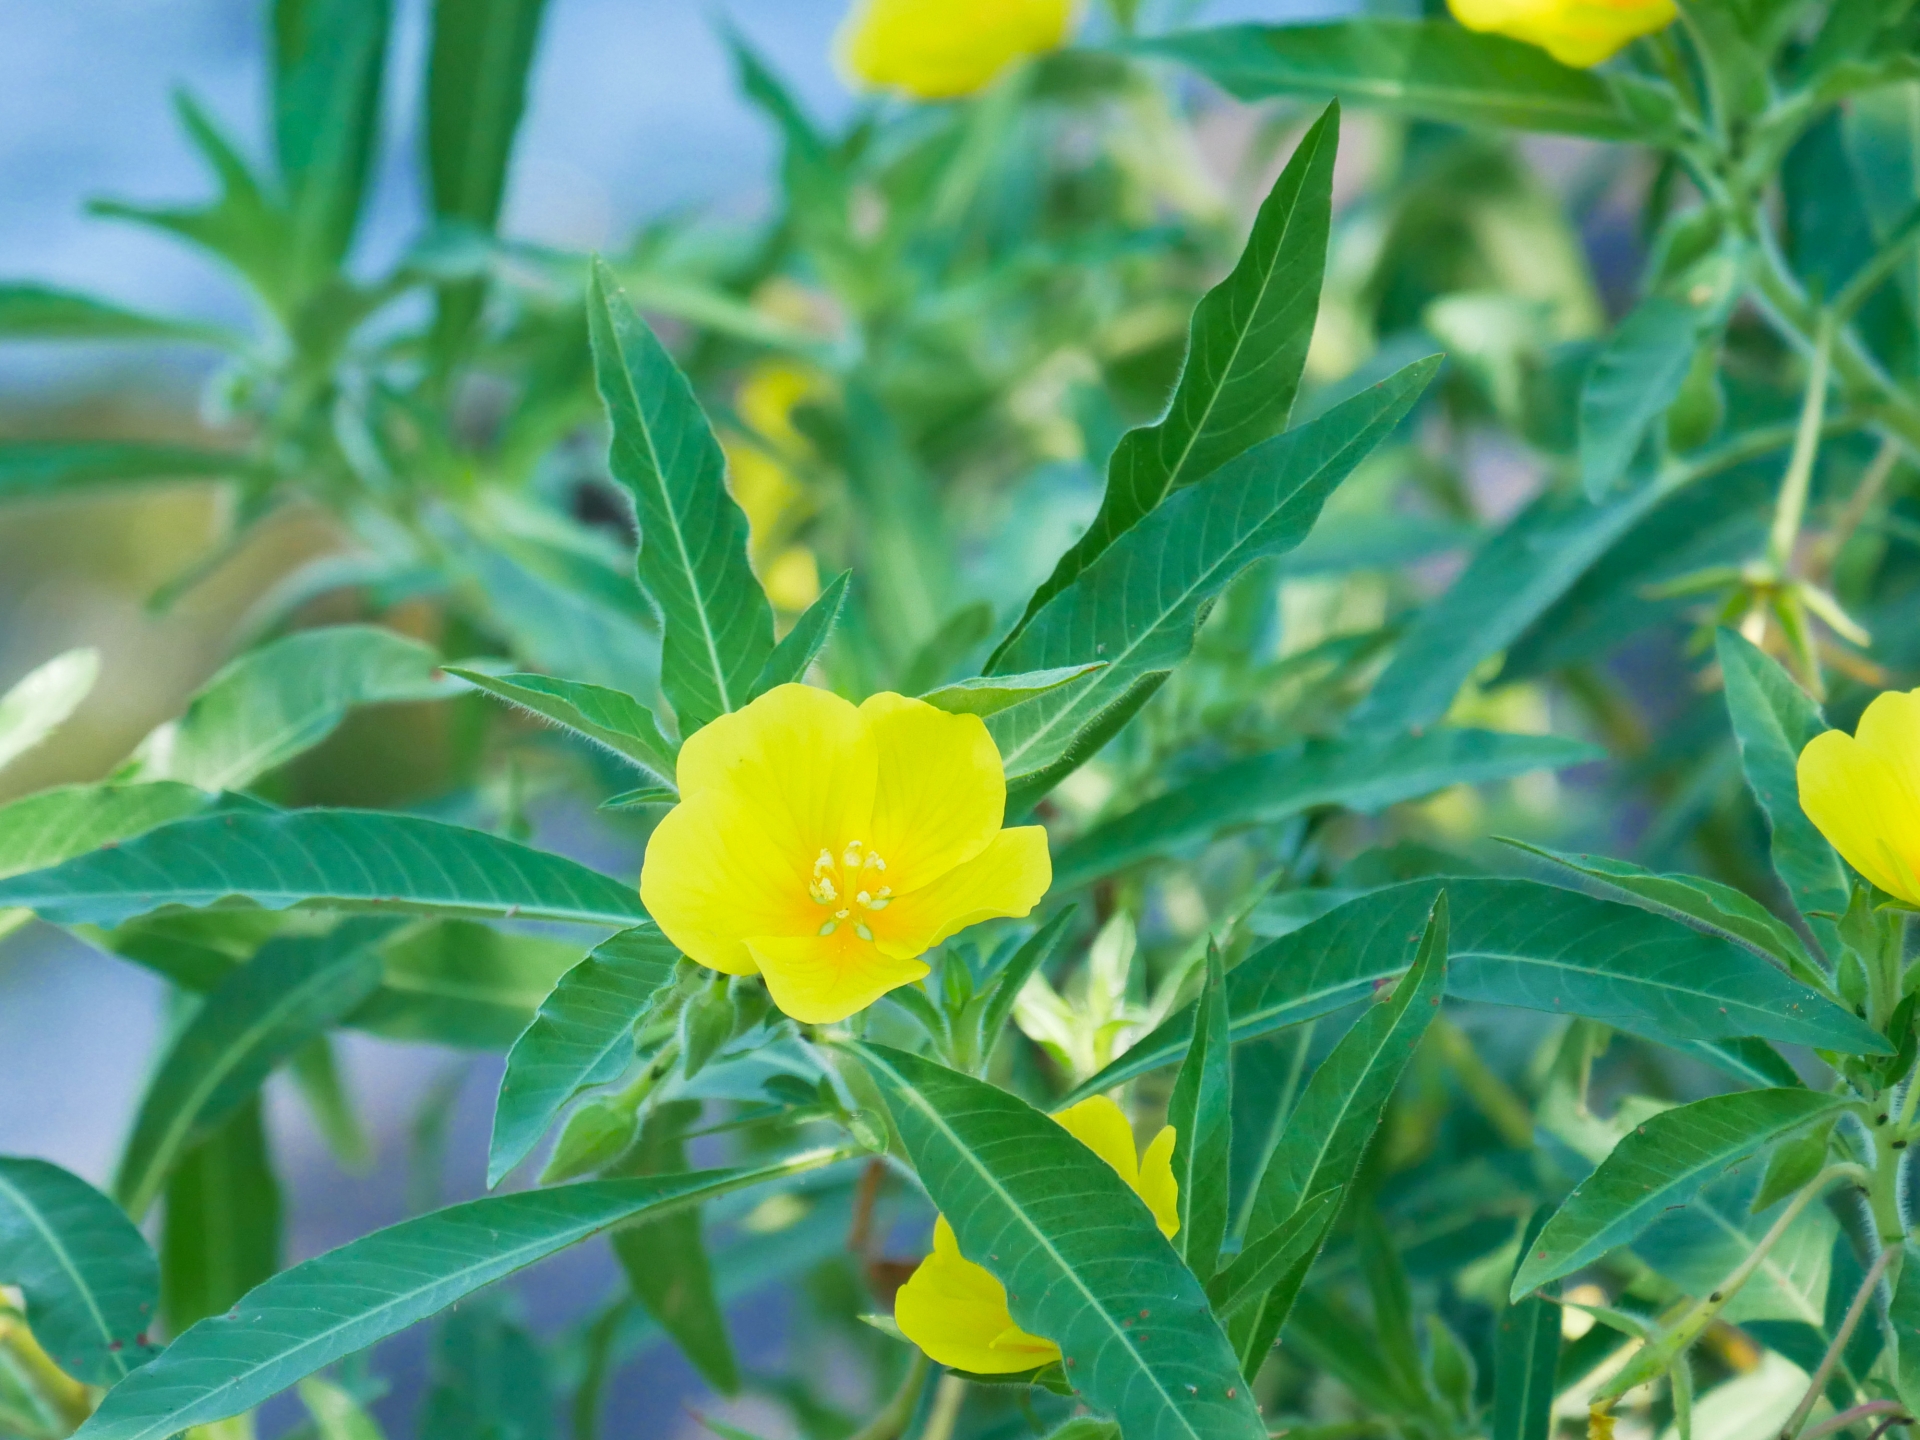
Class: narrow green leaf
989,358,1438,798
854,1044,1265,1440
0,809,647,930
115,919,391,1217
70,1149,852,1440
0,783,214,882
1169,944,1232,1281
921,664,1105,719
973,907,1078,1069
1055,730,1599,889
352,920,586,1049
420,1305,553,1440
1715,628,1848,953
425,0,549,230
996,105,1338,654
1067,878,1888,1102
488,923,682,1187
0,285,234,346
1142,21,1644,138
600,785,678,810
1579,294,1706,499
290,1035,371,1171
272,0,391,273
0,648,99,776
0,1158,161,1385
447,669,677,784
748,570,849,699
160,1098,282,1336
587,258,773,732
134,627,451,792
900,602,997,696
1493,1210,1560,1440
1205,1186,1341,1321
1509,1088,1849,1299
1352,482,1664,736
0,442,257,500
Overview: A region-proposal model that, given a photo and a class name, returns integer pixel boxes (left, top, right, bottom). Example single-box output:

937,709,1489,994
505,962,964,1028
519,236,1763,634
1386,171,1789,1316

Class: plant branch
1770,311,1837,573
1801,1402,1911,1440
1779,1243,1901,1440
848,1352,930,1440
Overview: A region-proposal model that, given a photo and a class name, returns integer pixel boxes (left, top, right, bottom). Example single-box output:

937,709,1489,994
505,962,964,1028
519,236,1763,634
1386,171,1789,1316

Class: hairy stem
1779,1243,1900,1440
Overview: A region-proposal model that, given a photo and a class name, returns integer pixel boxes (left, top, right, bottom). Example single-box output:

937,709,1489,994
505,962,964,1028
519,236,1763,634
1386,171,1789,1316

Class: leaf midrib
0,1168,129,1381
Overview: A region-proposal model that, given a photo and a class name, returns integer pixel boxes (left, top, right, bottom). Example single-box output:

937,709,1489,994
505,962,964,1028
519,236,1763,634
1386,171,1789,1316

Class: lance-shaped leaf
1056,730,1598,889
447,670,677,784
1716,628,1847,955
854,1043,1266,1440
1578,294,1708,500
0,284,235,345
971,907,1079,1069
161,1098,281,1336
1509,1088,1849,1299
424,0,547,230
995,105,1338,655
0,783,217,880
134,627,453,792
1493,1210,1560,1440
1236,896,1447,1365
749,570,850,698
1352,481,1665,736
0,648,99,776
115,919,393,1218
0,809,648,929
67,1148,854,1440
1168,944,1232,1282
488,923,682,1187
1205,1186,1341,1322
0,442,258,500
1067,878,1886,1101
988,358,1438,801
272,0,391,274
587,258,773,732
921,664,1106,719
1141,21,1646,139
0,1158,162,1386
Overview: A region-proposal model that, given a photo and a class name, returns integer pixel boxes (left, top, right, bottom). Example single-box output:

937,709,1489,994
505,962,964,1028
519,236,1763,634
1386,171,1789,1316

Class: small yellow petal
894,1216,1061,1373
838,0,1075,100
1798,729,1920,904
746,931,930,1025
1446,0,1672,66
862,691,1005,886
1136,1126,1181,1240
1052,1096,1142,1188
874,826,1052,959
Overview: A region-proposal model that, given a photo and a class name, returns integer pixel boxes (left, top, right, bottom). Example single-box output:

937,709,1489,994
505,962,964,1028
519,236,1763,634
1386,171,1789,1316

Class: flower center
808,840,891,940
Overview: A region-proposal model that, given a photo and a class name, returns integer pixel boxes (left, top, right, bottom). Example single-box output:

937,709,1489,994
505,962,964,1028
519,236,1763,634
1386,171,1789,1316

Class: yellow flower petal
1850,689,1920,803
862,692,1005,886
1136,1125,1181,1240
746,931,931,1025
839,0,1074,101
893,1218,1060,1374
638,795,800,975
1798,728,1920,904
873,826,1052,959
1446,0,1672,67
673,683,875,842
1053,1095,1142,1188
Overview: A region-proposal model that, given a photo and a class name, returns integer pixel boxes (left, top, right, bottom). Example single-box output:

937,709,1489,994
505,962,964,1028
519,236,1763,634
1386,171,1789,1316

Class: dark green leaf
0,809,647,929
0,1158,161,1385
424,0,548,230
989,358,1438,799
488,923,682,1187
1055,730,1599,889
1716,628,1848,954
1205,1186,1341,1321
114,919,392,1217
0,443,257,500
160,1098,282,1336
921,664,1105,719
419,1304,553,1440
587,258,773,732
1169,944,1232,1281
0,286,233,346
748,570,849,698
1509,1088,1848,1299
1579,295,1707,499
996,105,1337,653
1493,1210,1560,1440
447,669,677,784
973,907,1078,1068
1892,1241,1920,1415
855,1044,1265,1440
1142,21,1645,138
272,0,391,273
71,1149,852,1440
352,921,584,1049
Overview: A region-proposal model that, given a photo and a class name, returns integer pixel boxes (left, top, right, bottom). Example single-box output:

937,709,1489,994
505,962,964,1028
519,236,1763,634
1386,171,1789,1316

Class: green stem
1769,311,1837,574
611,1038,681,1113
848,1351,931,1440
1779,1243,1901,1440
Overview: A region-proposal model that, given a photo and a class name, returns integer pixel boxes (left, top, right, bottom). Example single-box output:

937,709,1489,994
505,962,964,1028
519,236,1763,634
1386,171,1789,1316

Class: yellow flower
1798,688,1920,906
838,0,1075,101
894,1096,1178,1373
1448,0,1674,67
726,363,826,614
640,684,1052,1023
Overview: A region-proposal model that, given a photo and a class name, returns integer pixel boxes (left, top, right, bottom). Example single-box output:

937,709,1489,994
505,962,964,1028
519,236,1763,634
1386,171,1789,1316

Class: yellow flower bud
1447,0,1674,68
838,0,1076,101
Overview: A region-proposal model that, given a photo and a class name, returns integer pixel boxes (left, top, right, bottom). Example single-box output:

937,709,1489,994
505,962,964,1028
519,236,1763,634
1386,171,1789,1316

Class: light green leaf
133,627,451,792
160,1098,281,1336
921,664,1105,719
0,783,215,881
995,105,1338,654
749,570,850,699
1055,729,1599,889
856,1046,1262,1438
1351,482,1665,736
0,809,648,929
0,649,99,776
972,907,1078,1070
114,919,392,1218
1142,21,1646,138
1509,1088,1848,1299
447,669,677,784
69,1148,853,1440
0,285,235,346
0,1158,161,1385
989,358,1438,803
1579,294,1707,499
587,258,774,732
1205,1186,1341,1321
1169,944,1232,1282
351,920,587,1049
1716,628,1847,955
1068,877,1886,1100
298,1378,386,1440
488,923,682,1187
0,442,258,500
